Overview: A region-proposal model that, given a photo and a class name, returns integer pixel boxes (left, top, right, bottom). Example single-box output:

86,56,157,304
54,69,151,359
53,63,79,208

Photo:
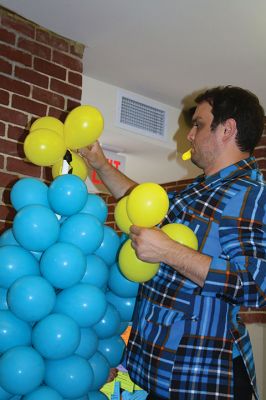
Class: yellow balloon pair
116,183,198,283
23,105,104,180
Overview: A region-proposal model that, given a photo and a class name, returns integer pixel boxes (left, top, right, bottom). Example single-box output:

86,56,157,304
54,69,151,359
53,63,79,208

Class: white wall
81,77,201,186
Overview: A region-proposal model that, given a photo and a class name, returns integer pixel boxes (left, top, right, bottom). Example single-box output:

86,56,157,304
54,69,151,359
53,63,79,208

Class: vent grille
116,90,167,140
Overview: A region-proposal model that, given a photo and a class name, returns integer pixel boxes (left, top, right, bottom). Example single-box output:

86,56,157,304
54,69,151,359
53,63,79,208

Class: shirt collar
203,156,259,184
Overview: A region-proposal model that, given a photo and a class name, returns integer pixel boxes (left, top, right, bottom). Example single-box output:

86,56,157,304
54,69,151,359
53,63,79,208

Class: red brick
254,148,266,159
0,220,12,235
0,58,12,74
0,74,30,96
18,37,51,60
50,78,82,100
36,29,69,52
68,71,82,86
34,58,66,80
43,166,53,183
66,99,81,111
0,121,6,136
0,43,32,67
12,94,47,117
0,105,28,126
7,125,27,141
257,159,266,170
15,66,49,88
2,14,35,38
53,50,83,73
0,170,18,187
0,204,15,220
6,157,42,178
48,107,67,120
70,43,85,58
0,154,4,168
240,312,266,324
0,27,16,45
32,86,65,109
0,89,9,105
0,138,24,157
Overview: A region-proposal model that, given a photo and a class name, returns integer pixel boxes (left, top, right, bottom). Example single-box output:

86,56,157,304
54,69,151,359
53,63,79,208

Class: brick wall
0,6,84,232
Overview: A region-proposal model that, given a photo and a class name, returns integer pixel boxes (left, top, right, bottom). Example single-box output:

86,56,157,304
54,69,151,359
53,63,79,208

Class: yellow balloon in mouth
182,148,192,161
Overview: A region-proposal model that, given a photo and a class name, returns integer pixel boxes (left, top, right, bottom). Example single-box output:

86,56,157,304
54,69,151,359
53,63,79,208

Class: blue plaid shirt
126,157,266,399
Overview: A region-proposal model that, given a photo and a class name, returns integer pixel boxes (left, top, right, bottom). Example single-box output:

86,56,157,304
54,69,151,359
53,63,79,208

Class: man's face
187,101,222,174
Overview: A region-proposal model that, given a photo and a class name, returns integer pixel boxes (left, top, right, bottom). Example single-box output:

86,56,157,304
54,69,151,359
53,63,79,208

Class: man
80,86,266,399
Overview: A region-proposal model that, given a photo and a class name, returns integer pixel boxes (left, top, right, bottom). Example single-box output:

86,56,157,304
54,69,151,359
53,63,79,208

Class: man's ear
222,118,237,143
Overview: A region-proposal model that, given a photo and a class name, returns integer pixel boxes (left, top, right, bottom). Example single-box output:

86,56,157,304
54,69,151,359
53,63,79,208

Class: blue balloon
0,346,45,395
32,313,80,359
88,391,108,400
7,276,56,322
0,245,39,289
44,355,94,398
75,327,98,359
88,352,110,391
120,232,129,246
22,385,63,400
81,255,109,289
108,262,139,298
48,175,88,217
117,321,129,335
94,226,120,265
30,251,43,261
80,194,108,223
0,229,19,247
97,335,126,368
93,304,121,339
59,213,104,255
0,310,32,353
106,291,136,322
54,283,107,327
0,289,8,310
0,384,12,399
13,205,60,252
40,242,86,289
10,178,49,211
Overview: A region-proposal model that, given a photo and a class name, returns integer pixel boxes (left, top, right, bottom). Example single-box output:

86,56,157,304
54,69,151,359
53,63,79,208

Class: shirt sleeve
201,184,266,307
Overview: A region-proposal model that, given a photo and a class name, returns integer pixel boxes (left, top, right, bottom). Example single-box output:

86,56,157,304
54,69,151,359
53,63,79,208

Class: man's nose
187,127,195,142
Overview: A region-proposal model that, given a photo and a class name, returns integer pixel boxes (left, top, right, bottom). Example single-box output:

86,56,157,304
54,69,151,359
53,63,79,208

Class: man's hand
129,225,211,287
106,367,118,383
79,141,108,171
129,225,171,264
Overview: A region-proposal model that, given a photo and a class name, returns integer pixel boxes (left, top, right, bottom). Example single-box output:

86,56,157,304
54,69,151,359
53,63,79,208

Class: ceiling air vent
116,89,167,141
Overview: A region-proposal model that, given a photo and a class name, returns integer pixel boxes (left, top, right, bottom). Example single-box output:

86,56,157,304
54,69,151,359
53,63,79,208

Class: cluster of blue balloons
0,175,139,400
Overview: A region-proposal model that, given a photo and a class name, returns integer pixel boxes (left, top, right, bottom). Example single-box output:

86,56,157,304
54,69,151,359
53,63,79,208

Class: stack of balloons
0,175,140,400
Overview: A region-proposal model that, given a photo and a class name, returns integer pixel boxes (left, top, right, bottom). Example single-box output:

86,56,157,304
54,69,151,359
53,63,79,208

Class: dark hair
195,86,265,153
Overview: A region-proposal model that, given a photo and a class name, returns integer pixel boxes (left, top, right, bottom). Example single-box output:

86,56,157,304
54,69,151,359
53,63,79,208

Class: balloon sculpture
1,105,198,397
0,175,140,399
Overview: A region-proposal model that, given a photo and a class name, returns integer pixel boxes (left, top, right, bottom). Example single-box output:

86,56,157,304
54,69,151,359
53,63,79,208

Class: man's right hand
79,141,108,171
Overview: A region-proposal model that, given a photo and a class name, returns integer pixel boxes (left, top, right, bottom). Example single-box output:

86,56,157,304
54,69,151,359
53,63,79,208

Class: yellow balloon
118,239,160,283
114,196,132,234
24,129,67,166
30,116,64,136
126,183,169,228
52,150,89,180
64,105,104,150
161,223,198,250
